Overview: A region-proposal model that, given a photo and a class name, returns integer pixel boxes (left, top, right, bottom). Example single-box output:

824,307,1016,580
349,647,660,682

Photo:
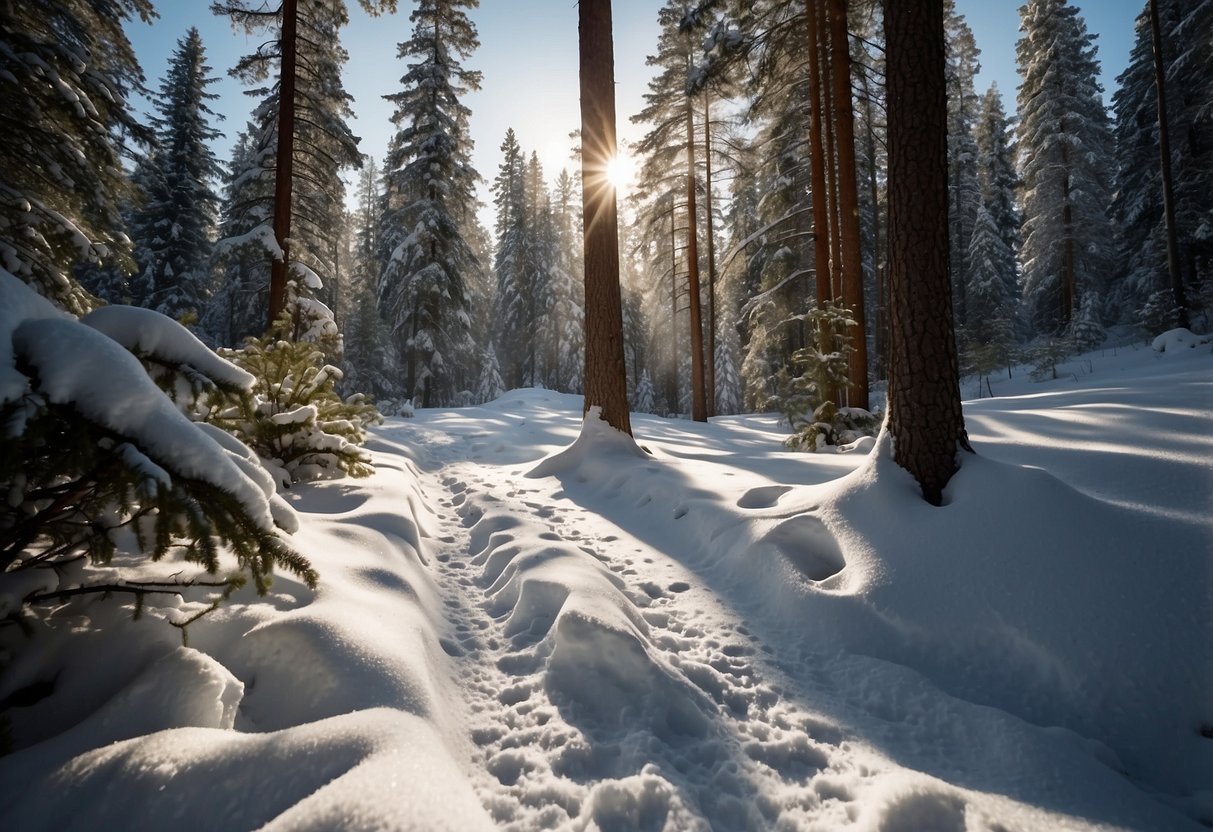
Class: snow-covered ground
3,335,1211,831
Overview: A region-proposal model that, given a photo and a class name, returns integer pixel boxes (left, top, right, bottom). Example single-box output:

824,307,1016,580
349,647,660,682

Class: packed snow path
416,432,862,829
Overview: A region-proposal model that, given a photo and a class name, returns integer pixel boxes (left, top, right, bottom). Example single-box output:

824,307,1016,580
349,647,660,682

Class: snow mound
812,431,1213,794
1151,327,1211,353
1,710,491,832
573,765,711,831
527,406,648,479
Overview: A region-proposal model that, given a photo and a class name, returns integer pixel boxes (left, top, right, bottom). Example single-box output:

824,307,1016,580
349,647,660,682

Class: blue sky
127,0,1143,216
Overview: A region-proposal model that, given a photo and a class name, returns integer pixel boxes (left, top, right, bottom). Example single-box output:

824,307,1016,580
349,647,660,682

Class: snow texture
2,335,1211,831
81,304,255,390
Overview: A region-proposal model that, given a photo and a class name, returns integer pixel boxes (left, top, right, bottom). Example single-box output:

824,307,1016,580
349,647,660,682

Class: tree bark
268,0,298,332
668,200,679,412
1148,0,1188,329
858,62,887,380
829,0,869,411
819,2,843,306
685,93,707,422
883,0,971,506
1060,152,1075,330
807,1,837,404
579,0,632,435
703,95,718,417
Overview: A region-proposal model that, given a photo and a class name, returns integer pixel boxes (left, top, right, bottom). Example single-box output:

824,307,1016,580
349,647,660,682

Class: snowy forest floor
2,335,1211,831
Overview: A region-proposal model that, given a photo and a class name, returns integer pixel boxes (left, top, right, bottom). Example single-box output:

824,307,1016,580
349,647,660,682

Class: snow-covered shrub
210,320,381,486
0,271,315,621
783,400,881,452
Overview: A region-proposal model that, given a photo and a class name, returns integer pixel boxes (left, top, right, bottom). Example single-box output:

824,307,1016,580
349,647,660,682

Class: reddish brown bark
883,0,971,506
858,61,887,380
806,1,837,404
268,0,297,332
819,2,843,304
579,0,632,435
807,3,832,312
828,0,869,411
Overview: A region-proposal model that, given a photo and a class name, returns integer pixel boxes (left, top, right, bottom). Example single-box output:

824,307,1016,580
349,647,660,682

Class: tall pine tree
1109,0,1213,328
127,27,224,322
211,0,368,343
967,84,1020,349
377,0,481,407
945,1,982,333
0,0,153,313
1016,0,1115,335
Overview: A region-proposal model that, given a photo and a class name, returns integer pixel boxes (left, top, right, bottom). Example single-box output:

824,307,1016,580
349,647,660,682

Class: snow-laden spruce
0,270,314,616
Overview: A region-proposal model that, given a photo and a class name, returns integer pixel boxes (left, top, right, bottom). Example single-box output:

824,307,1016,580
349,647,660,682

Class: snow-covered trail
393,413,879,830
379,379,1207,831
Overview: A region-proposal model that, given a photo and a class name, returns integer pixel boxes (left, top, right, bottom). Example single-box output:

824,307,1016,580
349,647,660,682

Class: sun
605,152,636,194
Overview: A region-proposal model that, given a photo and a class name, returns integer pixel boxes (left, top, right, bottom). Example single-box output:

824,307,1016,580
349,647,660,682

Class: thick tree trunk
268,0,297,332
579,0,631,435
1148,0,1188,329
685,97,707,422
829,0,869,411
703,95,718,417
883,0,971,506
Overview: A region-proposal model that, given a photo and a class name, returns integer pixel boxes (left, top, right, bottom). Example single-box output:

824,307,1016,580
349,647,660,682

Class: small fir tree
632,369,657,415
211,316,381,487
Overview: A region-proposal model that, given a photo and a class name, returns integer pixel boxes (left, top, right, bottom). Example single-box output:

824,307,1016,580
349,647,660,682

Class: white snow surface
2,335,1210,830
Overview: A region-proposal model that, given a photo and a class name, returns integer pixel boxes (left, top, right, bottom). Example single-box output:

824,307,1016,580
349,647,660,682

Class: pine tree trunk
578,0,632,435
858,64,887,380
268,0,297,332
807,1,836,404
1060,153,1075,330
669,201,679,413
703,95,718,418
820,5,843,307
829,0,869,411
883,0,971,506
685,95,707,422
1149,0,1188,329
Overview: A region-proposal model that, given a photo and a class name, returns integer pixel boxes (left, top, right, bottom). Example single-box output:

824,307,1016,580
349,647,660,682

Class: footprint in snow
760,514,846,582
737,485,792,509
